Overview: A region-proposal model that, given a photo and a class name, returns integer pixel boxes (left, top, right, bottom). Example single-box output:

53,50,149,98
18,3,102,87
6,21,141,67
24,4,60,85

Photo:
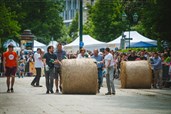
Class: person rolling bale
120,60,152,89
62,59,98,94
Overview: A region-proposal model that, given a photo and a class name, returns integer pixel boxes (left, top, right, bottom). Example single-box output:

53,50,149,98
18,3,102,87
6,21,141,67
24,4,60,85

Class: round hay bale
62,59,98,94
120,60,152,89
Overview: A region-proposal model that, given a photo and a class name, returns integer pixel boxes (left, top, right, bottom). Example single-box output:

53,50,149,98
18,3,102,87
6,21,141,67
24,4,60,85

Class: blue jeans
45,68,55,91
98,68,103,90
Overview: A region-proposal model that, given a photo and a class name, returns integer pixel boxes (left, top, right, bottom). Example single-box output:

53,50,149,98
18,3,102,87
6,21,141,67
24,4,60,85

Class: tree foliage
140,0,171,42
0,0,64,45
85,0,124,42
0,3,20,39
68,13,78,40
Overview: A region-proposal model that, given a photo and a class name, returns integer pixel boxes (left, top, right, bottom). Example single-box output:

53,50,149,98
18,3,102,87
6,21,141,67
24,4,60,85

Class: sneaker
35,85,42,87
105,92,111,95
31,83,35,87
46,90,49,94
11,88,14,93
112,92,115,95
50,90,54,94
7,89,10,93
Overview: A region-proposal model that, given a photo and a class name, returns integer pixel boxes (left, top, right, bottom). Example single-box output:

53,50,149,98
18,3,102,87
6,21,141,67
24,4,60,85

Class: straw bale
62,59,98,94
120,60,152,89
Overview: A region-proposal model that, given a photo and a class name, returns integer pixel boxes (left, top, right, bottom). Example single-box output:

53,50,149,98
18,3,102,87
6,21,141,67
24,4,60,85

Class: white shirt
77,53,90,59
104,53,114,67
34,52,43,68
77,54,84,59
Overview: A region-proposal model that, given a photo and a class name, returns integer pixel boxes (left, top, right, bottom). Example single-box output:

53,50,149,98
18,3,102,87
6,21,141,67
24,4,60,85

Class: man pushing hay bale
61,59,98,94
120,60,152,89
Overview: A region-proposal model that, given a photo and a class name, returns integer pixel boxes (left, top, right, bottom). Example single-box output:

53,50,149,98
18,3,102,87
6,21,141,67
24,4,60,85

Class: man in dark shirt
127,51,137,61
139,51,147,60
43,46,58,94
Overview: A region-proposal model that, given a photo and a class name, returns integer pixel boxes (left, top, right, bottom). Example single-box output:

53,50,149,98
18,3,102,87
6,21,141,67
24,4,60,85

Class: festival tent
48,41,58,47
107,31,157,49
64,35,107,53
126,41,157,48
33,40,47,52
3,39,19,48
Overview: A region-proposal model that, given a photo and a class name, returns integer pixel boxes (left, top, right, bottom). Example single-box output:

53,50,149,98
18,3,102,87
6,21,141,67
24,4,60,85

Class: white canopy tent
33,40,47,52
64,35,107,53
3,39,19,48
107,31,157,49
48,41,58,47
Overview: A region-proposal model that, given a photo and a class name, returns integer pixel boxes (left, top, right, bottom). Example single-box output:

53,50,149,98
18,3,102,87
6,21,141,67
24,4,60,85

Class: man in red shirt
3,44,18,93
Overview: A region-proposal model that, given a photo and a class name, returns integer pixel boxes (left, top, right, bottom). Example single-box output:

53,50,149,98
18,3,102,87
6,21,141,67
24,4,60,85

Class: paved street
0,77,171,114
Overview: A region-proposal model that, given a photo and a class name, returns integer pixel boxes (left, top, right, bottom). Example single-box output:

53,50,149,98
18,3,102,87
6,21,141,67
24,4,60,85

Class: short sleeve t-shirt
104,53,114,67
3,51,18,67
43,53,57,68
34,52,43,68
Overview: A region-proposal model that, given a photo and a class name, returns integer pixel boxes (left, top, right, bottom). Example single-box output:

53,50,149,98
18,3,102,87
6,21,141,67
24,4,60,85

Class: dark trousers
31,68,41,86
45,68,54,91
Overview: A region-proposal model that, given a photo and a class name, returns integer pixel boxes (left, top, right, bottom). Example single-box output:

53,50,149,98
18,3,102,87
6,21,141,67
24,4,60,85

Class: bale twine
62,59,98,94
120,60,152,89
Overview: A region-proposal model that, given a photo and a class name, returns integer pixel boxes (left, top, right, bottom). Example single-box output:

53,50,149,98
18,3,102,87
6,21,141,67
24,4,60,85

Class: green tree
143,0,171,42
88,0,123,42
83,3,95,38
0,3,20,38
3,0,64,44
68,13,79,40
0,3,21,52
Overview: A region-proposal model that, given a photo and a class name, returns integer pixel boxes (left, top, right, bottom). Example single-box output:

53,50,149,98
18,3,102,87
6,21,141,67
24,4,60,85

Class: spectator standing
54,43,66,93
77,48,90,59
127,51,137,61
104,48,115,95
43,46,57,94
19,59,25,78
25,54,34,76
31,48,43,87
91,49,104,93
3,44,18,93
151,52,163,89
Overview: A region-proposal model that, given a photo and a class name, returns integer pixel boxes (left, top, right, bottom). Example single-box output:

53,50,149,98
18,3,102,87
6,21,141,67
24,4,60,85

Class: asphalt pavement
0,76,171,114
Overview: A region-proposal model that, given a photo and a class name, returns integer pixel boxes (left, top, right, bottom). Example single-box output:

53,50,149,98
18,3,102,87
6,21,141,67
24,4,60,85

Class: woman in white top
77,48,90,59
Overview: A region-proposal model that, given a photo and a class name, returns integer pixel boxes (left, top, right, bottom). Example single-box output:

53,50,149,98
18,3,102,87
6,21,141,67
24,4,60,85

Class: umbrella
126,41,157,48
3,39,19,48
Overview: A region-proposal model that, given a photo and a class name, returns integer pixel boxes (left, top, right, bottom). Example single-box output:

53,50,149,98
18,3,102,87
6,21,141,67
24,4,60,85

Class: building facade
61,0,96,26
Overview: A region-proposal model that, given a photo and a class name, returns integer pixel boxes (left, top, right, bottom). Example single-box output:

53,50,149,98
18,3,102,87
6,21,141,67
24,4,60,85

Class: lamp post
79,0,83,50
122,12,138,48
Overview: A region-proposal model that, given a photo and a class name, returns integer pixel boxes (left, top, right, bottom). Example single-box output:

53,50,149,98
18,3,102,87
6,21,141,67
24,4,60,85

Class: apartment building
61,0,96,26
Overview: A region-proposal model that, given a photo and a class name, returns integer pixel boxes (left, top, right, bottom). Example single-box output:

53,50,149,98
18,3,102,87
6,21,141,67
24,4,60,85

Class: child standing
19,59,25,78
